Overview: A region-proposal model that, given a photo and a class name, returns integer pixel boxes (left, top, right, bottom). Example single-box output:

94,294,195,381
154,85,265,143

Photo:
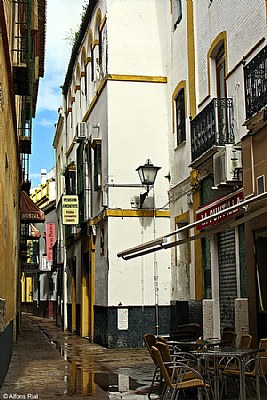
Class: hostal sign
62,195,79,225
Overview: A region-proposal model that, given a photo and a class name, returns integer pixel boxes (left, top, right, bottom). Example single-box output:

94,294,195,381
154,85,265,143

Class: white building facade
54,0,172,347
168,0,267,342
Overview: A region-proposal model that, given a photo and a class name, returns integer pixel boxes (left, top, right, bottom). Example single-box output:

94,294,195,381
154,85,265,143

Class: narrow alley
0,314,154,399
2,313,267,400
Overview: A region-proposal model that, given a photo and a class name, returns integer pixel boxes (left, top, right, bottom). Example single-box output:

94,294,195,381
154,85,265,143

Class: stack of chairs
143,333,167,398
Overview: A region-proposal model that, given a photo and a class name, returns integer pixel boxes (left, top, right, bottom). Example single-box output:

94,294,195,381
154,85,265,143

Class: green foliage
64,1,89,49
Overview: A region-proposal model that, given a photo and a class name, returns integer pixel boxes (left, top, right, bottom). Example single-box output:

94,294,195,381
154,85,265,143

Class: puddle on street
66,371,143,396
43,329,151,398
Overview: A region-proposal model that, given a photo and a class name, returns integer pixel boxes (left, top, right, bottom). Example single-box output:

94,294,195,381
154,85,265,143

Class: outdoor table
170,338,221,348
190,347,262,400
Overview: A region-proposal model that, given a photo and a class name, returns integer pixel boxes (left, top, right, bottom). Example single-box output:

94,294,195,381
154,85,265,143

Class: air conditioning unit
76,122,87,140
213,144,242,187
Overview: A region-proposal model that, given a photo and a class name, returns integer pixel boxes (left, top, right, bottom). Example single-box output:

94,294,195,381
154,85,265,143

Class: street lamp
136,159,161,208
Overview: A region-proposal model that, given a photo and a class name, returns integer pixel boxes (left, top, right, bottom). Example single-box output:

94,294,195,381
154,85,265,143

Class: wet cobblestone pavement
1,313,267,399
0,313,154,399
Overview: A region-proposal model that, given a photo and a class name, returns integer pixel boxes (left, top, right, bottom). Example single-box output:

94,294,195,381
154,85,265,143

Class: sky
30,0,86,187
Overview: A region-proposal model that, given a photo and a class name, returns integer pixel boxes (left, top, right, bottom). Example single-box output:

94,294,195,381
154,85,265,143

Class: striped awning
20,191,45,222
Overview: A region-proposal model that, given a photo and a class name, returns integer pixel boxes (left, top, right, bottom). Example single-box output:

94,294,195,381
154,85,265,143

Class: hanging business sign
62,195,79,225
196,189,244,230
46,223,56,261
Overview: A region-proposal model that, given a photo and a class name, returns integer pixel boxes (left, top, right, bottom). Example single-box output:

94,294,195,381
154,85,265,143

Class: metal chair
151,345,210,400
144,333,167,398
237,334,252,350
223,337,267,397
221,329,236,347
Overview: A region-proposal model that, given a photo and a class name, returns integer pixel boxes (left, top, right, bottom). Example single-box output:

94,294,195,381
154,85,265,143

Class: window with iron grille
175,88,186,145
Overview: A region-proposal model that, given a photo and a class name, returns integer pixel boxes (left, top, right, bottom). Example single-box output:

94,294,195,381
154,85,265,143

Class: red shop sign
196,189,243,230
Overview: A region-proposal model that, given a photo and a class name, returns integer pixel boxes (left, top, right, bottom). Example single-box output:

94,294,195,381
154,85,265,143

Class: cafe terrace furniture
156,341,199,380
221,329,237,347
144,333,167,399
191,347,263,400
151,345,210,400
223,338,267,399
237,334,253,350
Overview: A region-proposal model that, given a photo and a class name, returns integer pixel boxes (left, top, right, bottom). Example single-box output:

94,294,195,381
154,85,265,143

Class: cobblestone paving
0,314,154,399
1,314,267,399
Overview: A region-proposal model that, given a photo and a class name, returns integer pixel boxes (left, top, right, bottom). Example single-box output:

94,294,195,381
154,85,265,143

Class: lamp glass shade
136,159,161,187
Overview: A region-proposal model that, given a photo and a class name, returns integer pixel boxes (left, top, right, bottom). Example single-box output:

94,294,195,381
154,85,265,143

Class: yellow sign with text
62,195,79,225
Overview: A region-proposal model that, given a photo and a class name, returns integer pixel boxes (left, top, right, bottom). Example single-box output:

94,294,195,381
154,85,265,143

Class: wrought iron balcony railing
244,45,267,120
190,98,235,162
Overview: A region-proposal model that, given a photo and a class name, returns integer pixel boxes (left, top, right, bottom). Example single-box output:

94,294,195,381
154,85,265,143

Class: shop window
175,88,186,145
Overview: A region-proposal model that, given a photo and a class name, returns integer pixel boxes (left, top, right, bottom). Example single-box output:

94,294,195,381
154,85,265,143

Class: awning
117,191,267,260
30,224,41,238
20,191,45,222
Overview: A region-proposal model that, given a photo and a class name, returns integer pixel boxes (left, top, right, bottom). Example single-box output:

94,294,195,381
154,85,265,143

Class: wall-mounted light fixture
136,159,161,207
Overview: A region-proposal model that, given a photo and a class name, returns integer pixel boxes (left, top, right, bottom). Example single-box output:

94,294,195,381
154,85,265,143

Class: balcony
244,45,267,120
190,98,235,163
19,136,31,154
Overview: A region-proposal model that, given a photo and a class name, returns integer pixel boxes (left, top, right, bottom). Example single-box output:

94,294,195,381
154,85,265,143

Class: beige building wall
0,2,20,330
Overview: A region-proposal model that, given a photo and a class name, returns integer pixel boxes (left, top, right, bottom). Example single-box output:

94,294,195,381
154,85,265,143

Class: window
257,175,265,195
91,45,94,82
173,0,182,29
98,26,102,69
65,163,76,195
93,141,102,191
175,89,186,145
215,45,227,132
84,59,87,98
216,45,226,99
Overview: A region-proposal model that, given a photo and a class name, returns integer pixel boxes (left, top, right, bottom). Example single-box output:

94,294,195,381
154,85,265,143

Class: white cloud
30,172,42,179
38,118,55,127
37,0,85,112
